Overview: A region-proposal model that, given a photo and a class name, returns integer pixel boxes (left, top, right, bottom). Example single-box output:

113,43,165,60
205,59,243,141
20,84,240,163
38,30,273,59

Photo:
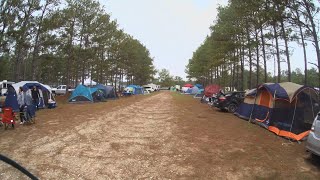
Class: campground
0,91,320,179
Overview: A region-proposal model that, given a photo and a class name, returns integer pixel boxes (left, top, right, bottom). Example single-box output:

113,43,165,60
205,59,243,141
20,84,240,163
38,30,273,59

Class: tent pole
289,97,298,141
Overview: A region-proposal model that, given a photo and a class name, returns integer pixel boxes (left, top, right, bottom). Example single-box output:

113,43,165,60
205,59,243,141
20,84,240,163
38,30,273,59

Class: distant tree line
0,0,155,89
186,0,320,90
154,69,185,87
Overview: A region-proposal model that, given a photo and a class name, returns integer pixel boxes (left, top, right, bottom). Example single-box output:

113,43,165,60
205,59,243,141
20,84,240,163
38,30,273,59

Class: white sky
101,0,319,78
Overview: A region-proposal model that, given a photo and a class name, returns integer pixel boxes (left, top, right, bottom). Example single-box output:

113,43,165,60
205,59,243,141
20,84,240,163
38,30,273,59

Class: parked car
213,91,245,113
306,113,320,156
201,91,221,105
52,85,74,95
142,85,155,92
0,80,15,96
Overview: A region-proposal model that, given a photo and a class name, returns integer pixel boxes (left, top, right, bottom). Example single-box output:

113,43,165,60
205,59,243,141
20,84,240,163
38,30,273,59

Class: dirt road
0,92,320,179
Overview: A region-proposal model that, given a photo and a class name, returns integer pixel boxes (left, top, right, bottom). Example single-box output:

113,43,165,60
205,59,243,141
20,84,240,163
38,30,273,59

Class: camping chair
1,107,16,129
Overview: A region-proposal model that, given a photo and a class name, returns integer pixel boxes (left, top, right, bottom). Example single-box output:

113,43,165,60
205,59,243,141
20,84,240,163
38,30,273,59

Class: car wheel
228,103,238,113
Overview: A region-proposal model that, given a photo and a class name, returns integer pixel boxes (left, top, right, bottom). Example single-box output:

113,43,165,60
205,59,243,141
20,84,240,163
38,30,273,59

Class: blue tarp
69,85,98,102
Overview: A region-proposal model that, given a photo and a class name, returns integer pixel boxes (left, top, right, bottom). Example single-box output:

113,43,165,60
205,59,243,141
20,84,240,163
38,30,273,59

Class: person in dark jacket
31,86,40,109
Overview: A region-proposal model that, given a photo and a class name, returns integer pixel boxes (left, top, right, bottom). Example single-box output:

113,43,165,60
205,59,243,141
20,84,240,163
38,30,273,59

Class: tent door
255,90,272,122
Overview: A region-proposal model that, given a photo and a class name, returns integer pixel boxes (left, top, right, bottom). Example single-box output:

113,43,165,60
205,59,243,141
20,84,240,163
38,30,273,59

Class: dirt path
0,92,320,179
0,92,193,179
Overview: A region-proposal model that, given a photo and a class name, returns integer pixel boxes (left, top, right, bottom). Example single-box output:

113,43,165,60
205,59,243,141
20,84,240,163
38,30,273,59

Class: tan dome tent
235,82,319,141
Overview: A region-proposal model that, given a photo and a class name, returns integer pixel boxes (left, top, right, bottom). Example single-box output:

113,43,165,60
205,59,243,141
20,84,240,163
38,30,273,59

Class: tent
69,85,105,103
170,86,176,91
183,84,193,88
185,88,193,94
181,87,189,93
195,84,204,89
8,81,54,110
126,85,144,95
234,88,257,119
194,89,204,98
82,78,97,86
234,82,319,141
93,84,118,99
204,84,221,97
4,84,19,111
181,84,193,93
191,86,199,94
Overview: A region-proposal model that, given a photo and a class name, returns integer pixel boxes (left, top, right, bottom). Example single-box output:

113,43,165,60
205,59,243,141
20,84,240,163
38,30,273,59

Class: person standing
31,86,40,110
17,87,25,124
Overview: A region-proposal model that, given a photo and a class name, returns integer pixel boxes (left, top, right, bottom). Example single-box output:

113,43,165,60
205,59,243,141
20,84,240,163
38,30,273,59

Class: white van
0,80,15,96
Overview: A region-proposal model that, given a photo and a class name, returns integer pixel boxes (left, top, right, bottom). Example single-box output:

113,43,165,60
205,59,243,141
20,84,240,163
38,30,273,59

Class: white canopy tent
82,78,97,86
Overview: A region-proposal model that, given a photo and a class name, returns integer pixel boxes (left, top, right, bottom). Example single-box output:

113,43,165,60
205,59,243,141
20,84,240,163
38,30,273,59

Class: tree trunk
241,45,245,91
279,13,291,82
273,22,281,83
260,26,267,83
31,1,49,80
294,9,308,85
255,29,260,86
246,27,253,89
303,0,320,88
232,59,236,91
13,2,33,81
66,16,76,91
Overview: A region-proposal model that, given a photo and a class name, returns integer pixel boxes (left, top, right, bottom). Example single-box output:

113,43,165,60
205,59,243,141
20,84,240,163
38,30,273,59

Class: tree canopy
186,0,320,90
0,0,155,90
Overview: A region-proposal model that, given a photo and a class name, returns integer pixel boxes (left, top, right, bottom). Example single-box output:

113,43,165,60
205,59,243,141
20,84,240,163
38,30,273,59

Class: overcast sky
101,0,319,79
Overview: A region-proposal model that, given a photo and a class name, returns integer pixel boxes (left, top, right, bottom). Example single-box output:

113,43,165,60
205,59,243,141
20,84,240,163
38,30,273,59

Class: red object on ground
183,84,194,88
204,84,221,97
1,107,16,125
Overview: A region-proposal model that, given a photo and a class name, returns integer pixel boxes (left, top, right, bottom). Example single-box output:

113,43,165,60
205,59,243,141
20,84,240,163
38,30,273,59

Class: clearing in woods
0,91,320,179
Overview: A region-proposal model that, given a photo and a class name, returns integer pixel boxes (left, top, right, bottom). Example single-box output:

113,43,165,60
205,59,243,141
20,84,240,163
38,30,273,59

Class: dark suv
213,91,245,113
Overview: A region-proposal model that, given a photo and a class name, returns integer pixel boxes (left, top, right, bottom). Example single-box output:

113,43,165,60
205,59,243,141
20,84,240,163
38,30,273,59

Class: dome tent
235,82,319,141
9,81,54,110
126,85,144,95
182,84,193,93
69,85,105,103
93,84,118,99
195,84,203,89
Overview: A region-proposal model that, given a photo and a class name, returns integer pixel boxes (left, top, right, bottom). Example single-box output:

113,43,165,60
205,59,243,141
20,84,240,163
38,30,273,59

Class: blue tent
185,88,192,94
127,85,144,95
195,84,204,89
93,84,118,99
20,82,48,92
194,89,204,98
12,81,54,108
235,82,319,141
69,85,100,103
4,84,19,112
191,86,199,94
